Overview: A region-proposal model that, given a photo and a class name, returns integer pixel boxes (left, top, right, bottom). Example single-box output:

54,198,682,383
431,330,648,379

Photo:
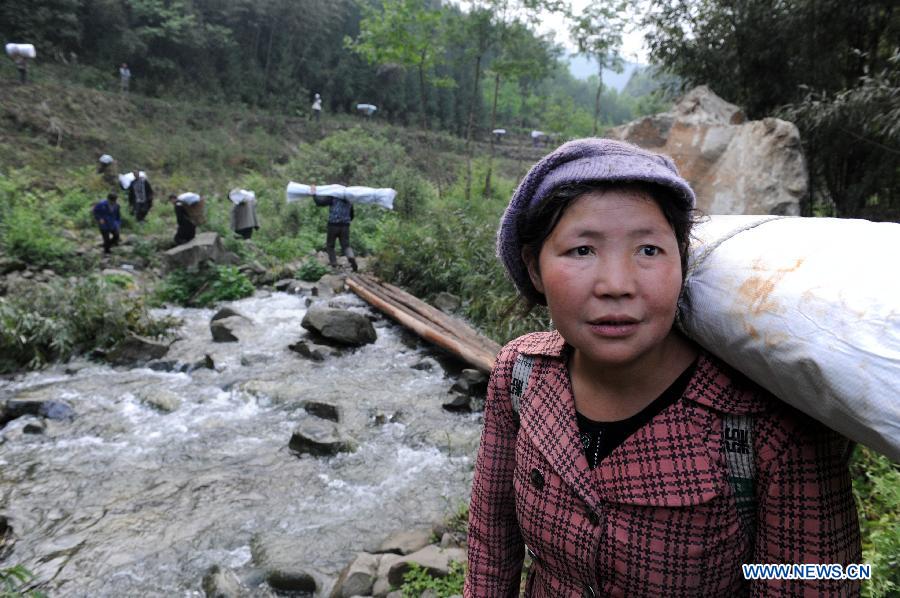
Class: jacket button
587,510,600,526
530,468,544,490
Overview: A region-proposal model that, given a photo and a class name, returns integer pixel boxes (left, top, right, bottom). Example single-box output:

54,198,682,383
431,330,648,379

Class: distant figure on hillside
231,196,260,240
492,128,507,144
311,93,322,122
5,44,35,84
92,192,121,254
530,130,545,147
13,54,28,83
119,63,131,92
313,187,358,272
169,194,196,246
97,155,117,188
127,170,154,222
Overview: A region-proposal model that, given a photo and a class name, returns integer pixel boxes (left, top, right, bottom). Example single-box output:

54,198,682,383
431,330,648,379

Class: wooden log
347,274,499,373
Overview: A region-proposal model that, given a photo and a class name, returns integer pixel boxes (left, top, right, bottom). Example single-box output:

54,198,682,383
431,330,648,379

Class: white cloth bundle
118,171,146,190
5,44,36,59
680,215,900,460
99,154,114,165
492,129,507,135
177,192,201,205
228,188,256,205
285,182,395,210
356,103,377,115
530,130,545,139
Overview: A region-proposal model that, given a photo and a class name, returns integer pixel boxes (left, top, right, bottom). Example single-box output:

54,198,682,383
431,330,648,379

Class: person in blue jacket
92,192,121,253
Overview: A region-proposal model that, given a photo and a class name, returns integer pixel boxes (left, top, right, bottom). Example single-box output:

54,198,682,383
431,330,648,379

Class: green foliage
296,259,330,282
0,564,44,598
155,265,254,307
0,276,175,373
851,447,900,598
0,204,75,270
399,561,465,598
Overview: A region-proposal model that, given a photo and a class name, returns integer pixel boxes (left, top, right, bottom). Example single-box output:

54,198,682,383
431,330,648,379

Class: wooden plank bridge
346,274,501,373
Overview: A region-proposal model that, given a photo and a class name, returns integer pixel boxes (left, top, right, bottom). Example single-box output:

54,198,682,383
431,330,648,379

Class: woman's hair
516,181,696,312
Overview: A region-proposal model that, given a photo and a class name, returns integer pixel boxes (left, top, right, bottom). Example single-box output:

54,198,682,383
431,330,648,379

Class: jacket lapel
518,358,606,512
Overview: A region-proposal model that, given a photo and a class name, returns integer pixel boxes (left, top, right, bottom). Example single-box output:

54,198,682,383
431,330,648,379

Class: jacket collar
515,330,766,508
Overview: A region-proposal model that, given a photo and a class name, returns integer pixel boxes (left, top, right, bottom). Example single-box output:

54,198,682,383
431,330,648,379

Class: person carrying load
127,170,154,222
312,185,358,272
92,192,121,254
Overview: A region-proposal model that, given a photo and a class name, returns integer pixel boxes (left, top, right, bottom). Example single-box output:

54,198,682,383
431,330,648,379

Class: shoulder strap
509,353,534,426
723,413,756,540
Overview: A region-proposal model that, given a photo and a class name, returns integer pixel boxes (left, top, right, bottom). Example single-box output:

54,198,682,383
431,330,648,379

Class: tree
346,0,448,130
570,2,625,135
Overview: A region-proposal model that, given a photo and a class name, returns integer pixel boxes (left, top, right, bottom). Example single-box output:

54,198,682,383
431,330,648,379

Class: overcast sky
535,0,649,63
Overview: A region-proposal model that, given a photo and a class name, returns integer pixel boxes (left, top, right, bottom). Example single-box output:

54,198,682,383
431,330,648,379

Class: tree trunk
417,58,429,130
264,17,276,97
592,71,603,136
483,72,501,200
464,54,483,201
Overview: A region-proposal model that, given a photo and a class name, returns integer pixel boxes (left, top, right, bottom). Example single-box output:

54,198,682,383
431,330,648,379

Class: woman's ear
522,248,545,295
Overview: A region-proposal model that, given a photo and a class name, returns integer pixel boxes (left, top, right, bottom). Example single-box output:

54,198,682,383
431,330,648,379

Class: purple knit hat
497,138,696,305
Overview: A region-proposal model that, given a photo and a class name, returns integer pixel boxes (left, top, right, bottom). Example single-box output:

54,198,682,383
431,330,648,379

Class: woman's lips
587,318,640,338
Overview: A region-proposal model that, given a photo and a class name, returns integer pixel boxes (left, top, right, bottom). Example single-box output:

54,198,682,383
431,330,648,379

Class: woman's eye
639,245,660,257
573,246,592,256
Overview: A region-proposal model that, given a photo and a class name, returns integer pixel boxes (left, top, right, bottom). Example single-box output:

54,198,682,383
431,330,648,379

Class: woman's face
525,188,683,370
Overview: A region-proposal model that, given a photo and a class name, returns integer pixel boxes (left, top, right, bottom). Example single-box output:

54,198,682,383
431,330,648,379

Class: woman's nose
593,257,636,298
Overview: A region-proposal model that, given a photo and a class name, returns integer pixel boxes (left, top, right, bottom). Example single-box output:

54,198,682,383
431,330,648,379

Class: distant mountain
567,55,643,92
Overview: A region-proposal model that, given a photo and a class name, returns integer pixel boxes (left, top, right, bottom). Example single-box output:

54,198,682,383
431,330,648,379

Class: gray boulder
300,401,341,422
450,369,488,396
3,398,75,425
289,418,355,456
442,394,471,413
386,545,466,588
609,85,806,216
211,307,250,323
163,232,239,272
211,316,252,343
302,305,376,346
107,334,169,365
329,552,379,598
372,553,403,597
377,528,433,555
317,273,346,294
139,388,181,413
250,534,320,595
288,340,327,361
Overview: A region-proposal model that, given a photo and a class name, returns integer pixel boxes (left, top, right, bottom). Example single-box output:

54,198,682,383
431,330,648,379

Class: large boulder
329,552,379,598
201,565,246,598
106,334,169,365
376,529,433,556
250,534,320,595
163,232,239,272
609,86,806,216
289,418,355,456
301,305,376,346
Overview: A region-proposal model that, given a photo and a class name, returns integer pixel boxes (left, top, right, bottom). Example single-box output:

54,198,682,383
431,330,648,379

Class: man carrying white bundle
313,186,358,272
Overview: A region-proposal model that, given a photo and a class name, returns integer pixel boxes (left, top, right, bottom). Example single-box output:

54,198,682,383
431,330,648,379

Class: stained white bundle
177,192,201,205
99,154,114,164
285,182,395,210
680,215,900,460
492,129,507,135
228,189,256,205
5,44,36,59
356,103,377,115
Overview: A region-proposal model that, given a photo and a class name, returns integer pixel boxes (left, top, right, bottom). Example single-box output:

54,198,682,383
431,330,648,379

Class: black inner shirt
575,359,698,469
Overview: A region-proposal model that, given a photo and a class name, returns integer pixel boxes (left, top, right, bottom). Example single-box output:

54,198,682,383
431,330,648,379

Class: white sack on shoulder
285,181,394,210
228,188,256,205
680,215,900,460
99,154,114,165
6,44,36,59
118,171,146,190
177,192,201,205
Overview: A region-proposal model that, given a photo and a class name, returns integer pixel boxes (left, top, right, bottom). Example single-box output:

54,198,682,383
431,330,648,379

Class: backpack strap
723,413,756,541
509,353,534,426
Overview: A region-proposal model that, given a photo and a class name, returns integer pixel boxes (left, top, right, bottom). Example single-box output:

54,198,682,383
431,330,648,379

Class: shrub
852,447,900,598
0,204,75,269
0,277,175,373
1,564,45,598
297,259,330,282
155,265,255,307
399,561,465,598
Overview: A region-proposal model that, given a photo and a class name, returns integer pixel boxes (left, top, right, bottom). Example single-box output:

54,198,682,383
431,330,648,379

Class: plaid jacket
465,331,861,598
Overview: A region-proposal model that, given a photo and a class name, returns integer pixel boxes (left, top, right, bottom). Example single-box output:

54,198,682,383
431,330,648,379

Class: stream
0,291,482,596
